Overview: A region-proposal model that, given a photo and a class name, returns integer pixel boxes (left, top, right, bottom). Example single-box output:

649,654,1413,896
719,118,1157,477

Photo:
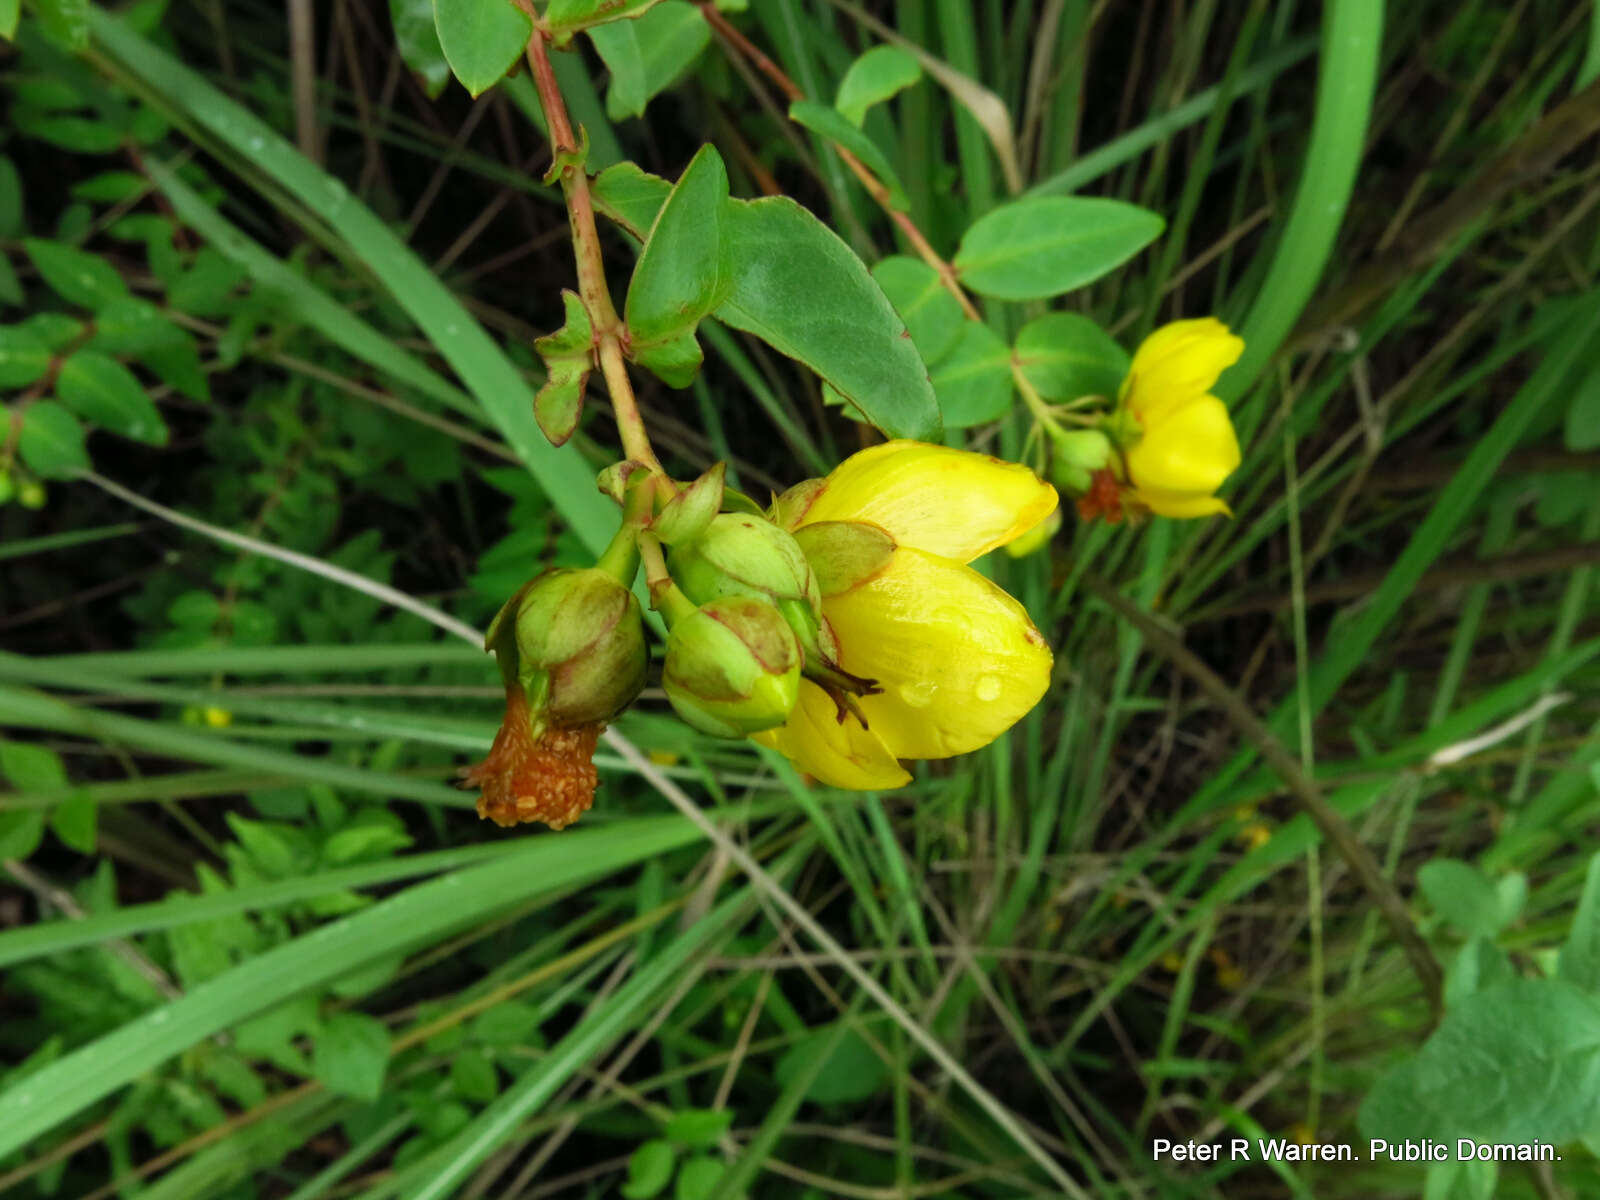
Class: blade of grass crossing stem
88,13,616,556
47,643,484,676
1217,0,1382,402
0,816,712,1159
0,683,472,808
384,861,788,1200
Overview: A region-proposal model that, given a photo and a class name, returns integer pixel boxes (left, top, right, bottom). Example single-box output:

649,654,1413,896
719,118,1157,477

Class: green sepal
653,461,725,546
792,520,896,597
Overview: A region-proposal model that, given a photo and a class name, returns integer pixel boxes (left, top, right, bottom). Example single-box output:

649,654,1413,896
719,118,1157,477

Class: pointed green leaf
715,196,939,441
432,0,532,97
56,350,168,445
620,1139,675,1199
89,297,188,355
953,196,1164,301
533,290,593,445
592,162,671,241
930,320,1011,428
626,145,731,347
23,238,130,310
1012,312,1129,402
587,0,708,120
35,0,89,49
18,401,89,479
313,1011,391,1101
0,810,45,860
0,326,54,387
390,0,452,98
1560,852,1600,991
50,791,97,854
871,256,963,366
835,45,921,126
788,101,908,209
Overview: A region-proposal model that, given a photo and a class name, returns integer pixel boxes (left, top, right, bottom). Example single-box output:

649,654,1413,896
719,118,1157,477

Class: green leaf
930,320,1012,428
0,326,54,387
1424,1159,1496,1200
0,810,45,860
471,1000,542,1046
448,1048,499,1103
1564,367,1600,450
633,329,702,389
313,1011,391,1102
18,402,90,479
69,170,150,204
774,1025,885,1104
715,196,940,441
55,350,168,445
0,0,18,40
1560,852,1600,991
1012,312,1129,402
1416,858,1507,940
0,157,23,237
546,0,666,45
0,255,20,308
21,313,85,351
620,1139,675,1199
665,1107,733,1149
674,1156,727,1200
431,0,532,97
788,101,908,209
390,0,452,99
835,45,921,126
953,196,1164,301
588,0,709,121
49,791,97,853
89,297,188,355
1444,937,1516,1009
0,741,68,790
322,824,414,863
1358,979,1600,1144
23,238,130,310
9,112,125,155
592,162,671,241
533,290,593,445
871,256,964,366
34,0,90,49
626,145,732,350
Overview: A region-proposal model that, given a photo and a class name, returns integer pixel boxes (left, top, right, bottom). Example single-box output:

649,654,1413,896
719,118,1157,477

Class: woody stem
526,32,665,480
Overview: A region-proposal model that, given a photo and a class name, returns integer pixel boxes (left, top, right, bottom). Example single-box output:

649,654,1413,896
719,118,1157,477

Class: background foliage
3,0,1600,1196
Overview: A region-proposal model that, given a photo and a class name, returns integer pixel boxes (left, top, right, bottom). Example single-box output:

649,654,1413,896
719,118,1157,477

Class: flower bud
670,513,817,608
663,596,802,737
493,567,647,726
1047,428,1113,494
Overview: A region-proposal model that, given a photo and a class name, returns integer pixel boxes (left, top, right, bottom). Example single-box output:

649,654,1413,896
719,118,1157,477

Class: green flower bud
1048,427,1113,493
488,567,647,727
670,513,818,608
663,596,802,737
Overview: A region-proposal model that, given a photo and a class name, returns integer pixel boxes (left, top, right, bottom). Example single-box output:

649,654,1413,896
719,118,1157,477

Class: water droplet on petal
898,681,935,708
975,675,1001,702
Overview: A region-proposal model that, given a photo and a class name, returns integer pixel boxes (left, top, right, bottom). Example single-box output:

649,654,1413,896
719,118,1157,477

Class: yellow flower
755,441,1057,789
1118,318,1244,518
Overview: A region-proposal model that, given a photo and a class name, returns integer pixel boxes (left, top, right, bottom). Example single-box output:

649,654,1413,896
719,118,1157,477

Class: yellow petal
1123,318,1244,425
753,680,911,789
797,440,1058,564
1135,487,1232,519
824,546,1052,760
1126,394,1240,497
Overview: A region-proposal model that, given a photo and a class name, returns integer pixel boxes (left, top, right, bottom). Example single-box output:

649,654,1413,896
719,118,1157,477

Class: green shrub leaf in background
55,349,168,445
18,401,90,478
23,236,130,309
1559,852,1600,990
834,45,922,127
931,321,1012,428
715,196,940,441
1416,858,1523,940
0,325,53,387
1564,365,1600,450
788,101,909,210
625,144,731,374
432,0,532,97
620,1139,675,1198
591,162,672,241
35,0,90,49
1013,312,1130,402
664,1106,733,1148
1359,979,1600,1145
312,1011,391,1101
587,0,709,121
871,256,964,366
953,196,1164,301
774,1024,886,1104
390,0,452,98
